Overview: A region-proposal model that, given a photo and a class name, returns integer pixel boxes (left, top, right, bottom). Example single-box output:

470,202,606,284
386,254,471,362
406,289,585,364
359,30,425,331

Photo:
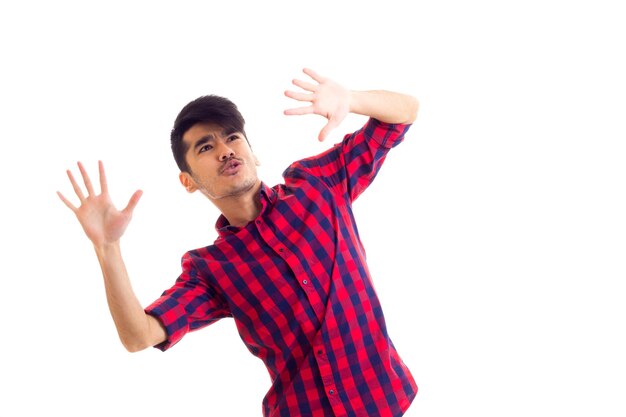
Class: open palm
284,68,351,141
58,161,142,247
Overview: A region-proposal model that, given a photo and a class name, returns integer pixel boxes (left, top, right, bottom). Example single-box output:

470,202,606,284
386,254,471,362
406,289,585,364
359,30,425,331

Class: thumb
122,190,143,215
318,119,339,142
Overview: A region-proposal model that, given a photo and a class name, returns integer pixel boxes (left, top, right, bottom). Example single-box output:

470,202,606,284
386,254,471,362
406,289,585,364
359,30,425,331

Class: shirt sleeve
145,252,231,351
285,118,411,203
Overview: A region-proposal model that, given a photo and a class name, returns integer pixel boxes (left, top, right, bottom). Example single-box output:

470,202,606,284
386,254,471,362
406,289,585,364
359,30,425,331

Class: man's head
171,95,248,173
171,95,260,202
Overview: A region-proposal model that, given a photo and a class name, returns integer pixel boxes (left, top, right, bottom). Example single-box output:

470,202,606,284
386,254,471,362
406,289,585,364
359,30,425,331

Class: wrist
94,241,122,259
348,90,362,115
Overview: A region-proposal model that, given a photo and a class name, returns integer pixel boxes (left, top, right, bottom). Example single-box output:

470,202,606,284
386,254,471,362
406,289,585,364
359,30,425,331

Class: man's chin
207,179,259,200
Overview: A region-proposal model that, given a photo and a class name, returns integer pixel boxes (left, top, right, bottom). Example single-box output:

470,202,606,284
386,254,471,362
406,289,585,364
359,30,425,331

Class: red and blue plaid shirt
146,118,417,416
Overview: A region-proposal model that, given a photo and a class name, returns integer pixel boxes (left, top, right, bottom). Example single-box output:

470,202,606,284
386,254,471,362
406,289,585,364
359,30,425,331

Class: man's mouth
221,158,242,175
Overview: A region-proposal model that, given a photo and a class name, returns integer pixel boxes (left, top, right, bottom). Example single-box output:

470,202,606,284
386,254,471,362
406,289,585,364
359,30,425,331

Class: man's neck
213,181,263,228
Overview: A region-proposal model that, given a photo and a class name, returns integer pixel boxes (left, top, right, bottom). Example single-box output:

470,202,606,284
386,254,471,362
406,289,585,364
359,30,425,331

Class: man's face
179,122,259,201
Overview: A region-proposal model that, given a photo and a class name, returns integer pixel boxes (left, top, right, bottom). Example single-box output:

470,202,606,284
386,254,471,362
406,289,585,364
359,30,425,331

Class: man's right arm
58,161,166,352
95,242,167,352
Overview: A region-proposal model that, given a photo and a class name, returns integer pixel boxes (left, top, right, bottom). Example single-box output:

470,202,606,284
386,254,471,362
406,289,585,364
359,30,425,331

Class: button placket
255,219,287,258
256,218,320,304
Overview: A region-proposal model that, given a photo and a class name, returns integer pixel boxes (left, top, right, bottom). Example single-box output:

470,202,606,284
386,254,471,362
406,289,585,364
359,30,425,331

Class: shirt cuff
364,118,412,149
145,297,190,351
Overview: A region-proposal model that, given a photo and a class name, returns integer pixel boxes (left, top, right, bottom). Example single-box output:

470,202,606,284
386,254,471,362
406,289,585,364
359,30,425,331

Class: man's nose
218,144,235,161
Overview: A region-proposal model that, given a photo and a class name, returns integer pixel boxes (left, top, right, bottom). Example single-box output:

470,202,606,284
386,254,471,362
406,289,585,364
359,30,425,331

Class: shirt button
302,279,308,285
278,248,285,253
317,349,323,355
329,389,335,395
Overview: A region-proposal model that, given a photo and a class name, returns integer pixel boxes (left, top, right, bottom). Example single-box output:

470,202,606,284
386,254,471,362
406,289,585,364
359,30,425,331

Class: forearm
349,90,419,124
95,243,165,352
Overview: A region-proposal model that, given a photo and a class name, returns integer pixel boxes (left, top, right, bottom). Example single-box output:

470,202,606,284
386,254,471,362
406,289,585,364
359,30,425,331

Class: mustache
220,157,244,174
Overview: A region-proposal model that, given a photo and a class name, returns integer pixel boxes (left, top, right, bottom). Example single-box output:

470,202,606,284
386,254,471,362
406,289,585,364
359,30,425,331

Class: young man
58,69,419,416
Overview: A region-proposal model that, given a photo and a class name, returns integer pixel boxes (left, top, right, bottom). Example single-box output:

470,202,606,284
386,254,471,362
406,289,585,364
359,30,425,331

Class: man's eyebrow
192,129,239,151
192,134,216,151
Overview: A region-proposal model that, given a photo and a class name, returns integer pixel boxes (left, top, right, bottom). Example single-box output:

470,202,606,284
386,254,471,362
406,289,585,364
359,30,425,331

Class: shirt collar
215,182,276,237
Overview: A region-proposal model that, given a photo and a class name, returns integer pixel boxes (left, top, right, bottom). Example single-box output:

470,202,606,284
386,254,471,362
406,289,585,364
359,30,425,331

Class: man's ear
179,172,197,193
254,154,261,167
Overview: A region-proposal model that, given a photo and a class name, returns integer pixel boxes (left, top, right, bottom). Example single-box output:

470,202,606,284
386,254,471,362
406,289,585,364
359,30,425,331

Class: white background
1,1,625,416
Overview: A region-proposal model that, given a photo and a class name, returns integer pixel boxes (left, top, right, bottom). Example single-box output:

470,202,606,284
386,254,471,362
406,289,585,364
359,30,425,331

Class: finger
122,190,143,216
303,68,325,83
284,90,313,102
66,169,86,201
318,119,340,142
284,106,314,116
57,191,77,212
291,78,318,92
98,160,108,194
77,161,96,197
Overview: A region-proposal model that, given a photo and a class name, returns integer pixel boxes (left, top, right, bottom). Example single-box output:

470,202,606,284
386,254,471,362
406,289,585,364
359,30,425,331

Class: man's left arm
284,68,419,202
349,89,418,125
284,68,419,141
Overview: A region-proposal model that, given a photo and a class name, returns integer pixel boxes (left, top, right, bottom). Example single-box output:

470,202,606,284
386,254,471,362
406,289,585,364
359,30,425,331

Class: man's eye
228,135,239,141
199,145,212,153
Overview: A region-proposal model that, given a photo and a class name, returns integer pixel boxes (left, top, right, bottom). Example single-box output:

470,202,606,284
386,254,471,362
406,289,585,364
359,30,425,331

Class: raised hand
284,68,351,141
57,161,142,247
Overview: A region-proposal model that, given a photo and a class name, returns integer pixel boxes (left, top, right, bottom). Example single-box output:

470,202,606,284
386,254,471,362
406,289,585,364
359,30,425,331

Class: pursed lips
220,158,243,175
